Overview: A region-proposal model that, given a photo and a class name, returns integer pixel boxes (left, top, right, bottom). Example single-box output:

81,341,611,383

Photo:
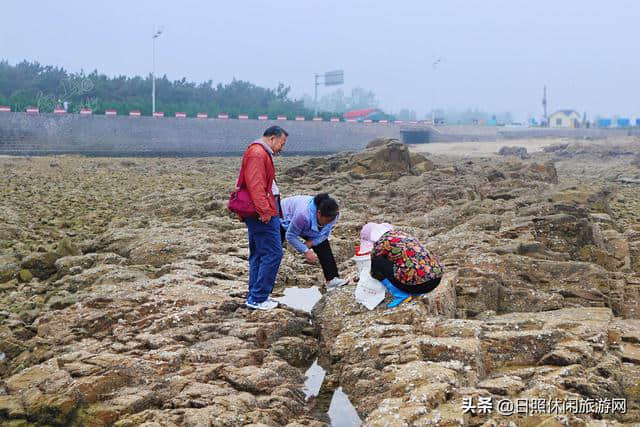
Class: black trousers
370,255,440,294
281,226,339,281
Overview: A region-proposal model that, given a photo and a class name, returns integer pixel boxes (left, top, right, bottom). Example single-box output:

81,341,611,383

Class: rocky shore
1,138,639,426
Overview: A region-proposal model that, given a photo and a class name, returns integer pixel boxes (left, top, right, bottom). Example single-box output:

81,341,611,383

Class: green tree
0,60,318,117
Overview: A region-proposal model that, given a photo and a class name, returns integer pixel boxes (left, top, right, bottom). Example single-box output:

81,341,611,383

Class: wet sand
410,137,597,157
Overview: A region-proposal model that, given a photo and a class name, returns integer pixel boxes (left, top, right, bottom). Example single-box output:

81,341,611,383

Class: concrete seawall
1,113,638,156
0,113,410,156
428,125,640,142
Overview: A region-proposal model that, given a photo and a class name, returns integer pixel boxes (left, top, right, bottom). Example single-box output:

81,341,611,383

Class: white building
549,110,581,128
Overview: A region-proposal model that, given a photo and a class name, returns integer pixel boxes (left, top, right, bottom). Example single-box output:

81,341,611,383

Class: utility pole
431,57,442,124
542,85,548,126
152,28,163,114
314,70,343,117
314,73,320,117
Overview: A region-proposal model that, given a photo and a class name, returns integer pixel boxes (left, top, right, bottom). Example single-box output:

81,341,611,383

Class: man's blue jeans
246,216,283,303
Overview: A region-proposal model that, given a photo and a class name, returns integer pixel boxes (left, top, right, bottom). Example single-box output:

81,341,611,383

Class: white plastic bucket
352,254,371,274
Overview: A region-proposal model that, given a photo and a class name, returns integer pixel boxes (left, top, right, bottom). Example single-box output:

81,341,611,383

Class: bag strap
236,142,274,190
235,161,246,190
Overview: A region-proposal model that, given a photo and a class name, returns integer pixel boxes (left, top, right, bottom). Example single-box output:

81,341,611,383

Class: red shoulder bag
227,161,257,219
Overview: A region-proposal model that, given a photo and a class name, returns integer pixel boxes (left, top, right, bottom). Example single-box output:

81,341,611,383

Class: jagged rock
5,360,80,424
543,143,570,153
20,251,59,280
315,273,457,348
498,146,529,159
56,237,81,257
366,137,399,149
0,395,26,419
477,375,525,395
282,156,347,179
51,264,148,293
0,223,22,242
46,294,77,310
270,336,319,368
622,344,640,364
54,252,127,276
0,255,19,283
17,269,32,283
486,169,506,182
285,142,433,181
528,161,558,184
337,141,416,179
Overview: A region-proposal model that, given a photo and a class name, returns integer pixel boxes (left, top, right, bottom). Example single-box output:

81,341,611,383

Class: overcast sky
2,0,639,120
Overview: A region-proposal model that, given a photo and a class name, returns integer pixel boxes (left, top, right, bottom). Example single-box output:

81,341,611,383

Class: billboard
324,70,344,86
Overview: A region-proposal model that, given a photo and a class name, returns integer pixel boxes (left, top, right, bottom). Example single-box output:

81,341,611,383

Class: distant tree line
0,60,329,118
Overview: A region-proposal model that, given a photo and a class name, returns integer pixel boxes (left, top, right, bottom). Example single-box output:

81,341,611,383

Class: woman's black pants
281,226,339,281
370,255,440,294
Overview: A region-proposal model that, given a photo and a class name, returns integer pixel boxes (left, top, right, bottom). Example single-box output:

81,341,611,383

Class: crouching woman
361,223,444,308
281,193,349,290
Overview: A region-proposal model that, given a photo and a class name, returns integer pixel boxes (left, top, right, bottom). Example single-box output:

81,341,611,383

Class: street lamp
431,57,442,124
152,28,163,114
314,70,344,117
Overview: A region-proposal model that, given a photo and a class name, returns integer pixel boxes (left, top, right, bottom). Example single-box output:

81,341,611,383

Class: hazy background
2,0,638,121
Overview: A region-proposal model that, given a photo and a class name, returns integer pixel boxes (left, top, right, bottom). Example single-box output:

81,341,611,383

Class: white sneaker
326,277,349,290
246,299,279,310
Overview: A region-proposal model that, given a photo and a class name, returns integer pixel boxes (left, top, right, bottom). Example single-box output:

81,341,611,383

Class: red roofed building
343,108,388,122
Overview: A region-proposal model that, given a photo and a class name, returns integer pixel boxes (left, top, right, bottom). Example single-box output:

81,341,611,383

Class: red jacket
242,142,278,219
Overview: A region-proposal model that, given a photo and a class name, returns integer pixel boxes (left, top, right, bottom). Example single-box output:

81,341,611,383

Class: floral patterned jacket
371,230,444,286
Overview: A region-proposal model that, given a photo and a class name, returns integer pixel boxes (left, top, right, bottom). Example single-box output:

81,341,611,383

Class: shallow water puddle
303,359,326,399
328,387,362,426
282,288,360,425
274,286,322,313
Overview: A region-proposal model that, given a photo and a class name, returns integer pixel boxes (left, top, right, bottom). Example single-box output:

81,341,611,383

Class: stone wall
2,113,638,156
498,127,640,140
427,125,640,142
0,113,407,156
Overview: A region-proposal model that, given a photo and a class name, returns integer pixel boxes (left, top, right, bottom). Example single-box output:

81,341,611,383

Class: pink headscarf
358,222,394,254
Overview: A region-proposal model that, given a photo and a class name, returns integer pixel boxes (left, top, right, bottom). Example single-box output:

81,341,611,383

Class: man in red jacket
242,126,288,310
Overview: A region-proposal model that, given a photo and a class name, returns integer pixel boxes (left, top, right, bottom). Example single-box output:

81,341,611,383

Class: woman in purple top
280,193,349,290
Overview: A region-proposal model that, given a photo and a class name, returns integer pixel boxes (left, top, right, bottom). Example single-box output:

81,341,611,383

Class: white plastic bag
354,268,386,310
